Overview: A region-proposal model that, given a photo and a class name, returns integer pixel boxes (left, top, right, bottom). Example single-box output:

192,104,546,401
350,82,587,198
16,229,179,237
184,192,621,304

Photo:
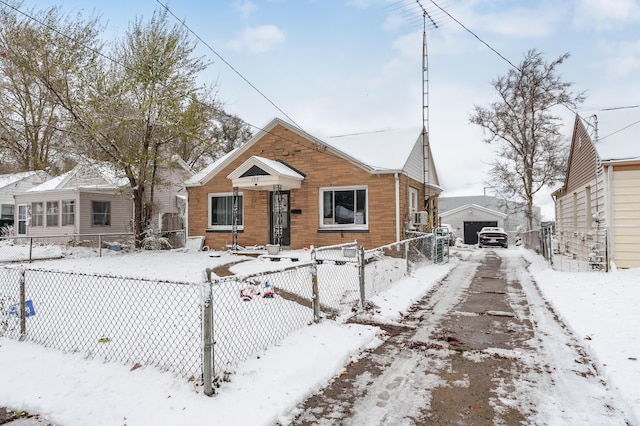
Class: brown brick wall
188,124,423,250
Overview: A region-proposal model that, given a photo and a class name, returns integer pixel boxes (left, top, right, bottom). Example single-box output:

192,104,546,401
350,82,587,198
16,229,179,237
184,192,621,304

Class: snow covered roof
581,108,640,162
439,203,508,219
0,171,48,190
323,127,422,172
186,118,426,187
28,163,129,193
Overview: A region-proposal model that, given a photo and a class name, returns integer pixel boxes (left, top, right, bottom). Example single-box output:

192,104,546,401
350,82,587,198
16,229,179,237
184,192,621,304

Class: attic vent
240,165,269,178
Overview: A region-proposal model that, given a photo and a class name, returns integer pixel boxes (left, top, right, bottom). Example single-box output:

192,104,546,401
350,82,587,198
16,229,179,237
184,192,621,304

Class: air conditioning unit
414,211,429,225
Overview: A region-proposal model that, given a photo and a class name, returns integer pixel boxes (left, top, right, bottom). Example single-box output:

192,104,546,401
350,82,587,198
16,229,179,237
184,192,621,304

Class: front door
17,204,28,235
269,191,290,246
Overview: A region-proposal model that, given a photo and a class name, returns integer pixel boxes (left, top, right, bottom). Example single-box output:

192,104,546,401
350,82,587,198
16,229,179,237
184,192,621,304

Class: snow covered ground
0,246,638,425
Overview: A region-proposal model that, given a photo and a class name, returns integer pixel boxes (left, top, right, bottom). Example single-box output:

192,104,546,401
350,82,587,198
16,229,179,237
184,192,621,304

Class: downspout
185,189,189,242
606,165,614,267
395,173,400,242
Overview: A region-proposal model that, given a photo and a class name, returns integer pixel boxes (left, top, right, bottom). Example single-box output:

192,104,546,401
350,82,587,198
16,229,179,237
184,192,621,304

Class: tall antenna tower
388,0,446,228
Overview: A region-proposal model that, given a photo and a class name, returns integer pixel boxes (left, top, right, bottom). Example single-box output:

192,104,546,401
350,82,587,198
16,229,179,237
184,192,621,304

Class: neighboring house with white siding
551,108,640,269
13,163,132,240
13,157,193,241
0,171,51,229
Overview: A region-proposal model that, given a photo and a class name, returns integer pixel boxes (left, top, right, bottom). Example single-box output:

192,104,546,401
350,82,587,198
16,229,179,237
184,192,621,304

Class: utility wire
0,0,314,152
155,0,305,132
425,0,519,71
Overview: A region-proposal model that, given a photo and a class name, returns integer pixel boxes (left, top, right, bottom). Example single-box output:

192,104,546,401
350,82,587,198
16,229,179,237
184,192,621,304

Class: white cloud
572,0,640,30
233,1,258,20
227,25,286,53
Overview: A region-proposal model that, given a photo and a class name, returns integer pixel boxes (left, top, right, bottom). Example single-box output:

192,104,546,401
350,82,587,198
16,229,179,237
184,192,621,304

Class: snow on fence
0,233,445,395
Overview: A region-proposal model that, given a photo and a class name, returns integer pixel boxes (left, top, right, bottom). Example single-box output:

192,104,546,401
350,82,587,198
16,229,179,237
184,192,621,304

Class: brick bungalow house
185,118,441,250
552,108,640,269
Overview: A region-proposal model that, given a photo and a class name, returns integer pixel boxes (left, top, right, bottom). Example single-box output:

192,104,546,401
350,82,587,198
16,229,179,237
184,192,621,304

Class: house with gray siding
13,157,192,242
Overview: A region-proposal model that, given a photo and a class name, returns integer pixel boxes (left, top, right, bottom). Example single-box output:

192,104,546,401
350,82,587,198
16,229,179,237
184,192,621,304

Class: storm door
269,191,290,246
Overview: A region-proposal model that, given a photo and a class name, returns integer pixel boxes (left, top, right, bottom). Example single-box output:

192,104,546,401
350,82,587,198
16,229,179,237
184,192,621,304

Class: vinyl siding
78,191,133,234
610,168,640,268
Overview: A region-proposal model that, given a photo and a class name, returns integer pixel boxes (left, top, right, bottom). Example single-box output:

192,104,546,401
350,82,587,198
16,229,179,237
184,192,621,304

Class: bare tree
470,49,585,230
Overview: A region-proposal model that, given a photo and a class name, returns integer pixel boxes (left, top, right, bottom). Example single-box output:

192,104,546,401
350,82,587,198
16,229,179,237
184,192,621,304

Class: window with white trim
46,201,59,227
409,187,419,215
62,200,75,226
208,193,243,229
31,202,43,226
320,186,368,228
92,201,111,226
0,204,13,220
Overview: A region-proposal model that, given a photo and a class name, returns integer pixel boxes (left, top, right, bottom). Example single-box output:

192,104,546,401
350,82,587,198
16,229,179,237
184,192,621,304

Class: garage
438,203,507,245
463,221,497,245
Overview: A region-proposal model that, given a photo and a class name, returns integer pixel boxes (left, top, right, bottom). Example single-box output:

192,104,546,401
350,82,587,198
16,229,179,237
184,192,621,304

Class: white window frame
0,204,13,220
208,192,244,230
31,202,43,227
409,187,419,216
46,201,59,227
319,185,368,230
62,200,75,226
92,201,111,227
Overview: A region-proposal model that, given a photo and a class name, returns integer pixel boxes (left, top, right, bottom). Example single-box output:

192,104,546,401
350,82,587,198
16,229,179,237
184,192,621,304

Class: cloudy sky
25,0,640,218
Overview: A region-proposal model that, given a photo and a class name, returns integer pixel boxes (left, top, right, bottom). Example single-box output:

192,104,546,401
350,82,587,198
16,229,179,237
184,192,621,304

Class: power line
155,0,305,131
426,0,519,71
0,0,314,153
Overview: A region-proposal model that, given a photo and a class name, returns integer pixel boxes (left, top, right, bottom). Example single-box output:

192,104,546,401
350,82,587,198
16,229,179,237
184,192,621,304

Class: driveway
284,248,631,425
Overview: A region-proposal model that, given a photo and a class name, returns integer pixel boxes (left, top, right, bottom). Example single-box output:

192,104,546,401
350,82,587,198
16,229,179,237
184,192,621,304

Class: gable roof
186,118,431,187
227,156,305,190
28,162,129,193
439,203,507,219
0,170,50,191
580,108,640,163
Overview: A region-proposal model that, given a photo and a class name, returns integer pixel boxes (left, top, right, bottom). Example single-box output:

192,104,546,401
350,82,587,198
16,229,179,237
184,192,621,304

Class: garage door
463,221,497,244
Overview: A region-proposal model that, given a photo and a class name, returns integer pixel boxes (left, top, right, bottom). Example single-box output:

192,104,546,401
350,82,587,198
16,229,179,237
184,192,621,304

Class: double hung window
31,202,43,226
208,193,243,230
46,201,59,227
62,200,75,226
92,201,111,226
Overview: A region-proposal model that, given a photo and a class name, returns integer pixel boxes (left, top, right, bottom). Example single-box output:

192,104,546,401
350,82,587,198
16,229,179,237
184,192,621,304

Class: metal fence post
99,234,103,257
28,238,33,263
19,268,26,339
405,241,410,275
203,268,214,396
358,245,366,310
310,248,320,323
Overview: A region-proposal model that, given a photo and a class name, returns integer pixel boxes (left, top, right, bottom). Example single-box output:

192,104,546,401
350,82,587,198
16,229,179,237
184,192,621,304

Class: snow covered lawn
0,247,638,425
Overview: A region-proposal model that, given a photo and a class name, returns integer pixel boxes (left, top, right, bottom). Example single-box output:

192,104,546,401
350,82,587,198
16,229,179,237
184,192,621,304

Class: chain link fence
522,226,609,272
1,232,449,396
202,264,316,392
0,267,202,379
0,231,186,263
